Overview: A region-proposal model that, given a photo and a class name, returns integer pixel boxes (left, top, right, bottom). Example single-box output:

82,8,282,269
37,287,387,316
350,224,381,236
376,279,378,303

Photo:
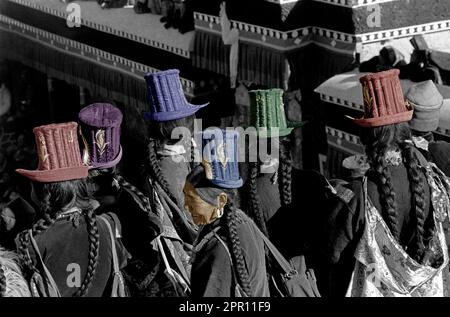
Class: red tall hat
351,69,413,127
16,122,88,182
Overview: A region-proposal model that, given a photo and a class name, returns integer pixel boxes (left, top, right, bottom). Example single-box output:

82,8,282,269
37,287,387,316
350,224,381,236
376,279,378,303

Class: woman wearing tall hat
328,69,450,297
240,88,303,238
78,103,163,296
186,128,270,297
14,122,129,297
141,69,208,296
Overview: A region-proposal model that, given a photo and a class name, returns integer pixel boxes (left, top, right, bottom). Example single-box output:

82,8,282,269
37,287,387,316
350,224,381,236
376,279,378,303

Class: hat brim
349,110,413,128
143,102,209,122
209,177,243,189
251,121,307,138
16,166,89,183
90,146,123,170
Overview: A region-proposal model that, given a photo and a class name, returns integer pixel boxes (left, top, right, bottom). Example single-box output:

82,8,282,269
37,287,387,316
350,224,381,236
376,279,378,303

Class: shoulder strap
108,212,122,238
98,216,120,276
28,230,61,297
156,236,190,296
256,230,296,275
98,215,125,297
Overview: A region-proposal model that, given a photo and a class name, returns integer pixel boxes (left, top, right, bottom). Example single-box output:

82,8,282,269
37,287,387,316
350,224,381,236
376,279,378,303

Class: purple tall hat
78,103,123,169
143,69,208,122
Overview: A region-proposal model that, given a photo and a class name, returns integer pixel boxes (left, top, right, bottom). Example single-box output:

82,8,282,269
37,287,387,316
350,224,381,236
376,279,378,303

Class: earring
216,207,224,218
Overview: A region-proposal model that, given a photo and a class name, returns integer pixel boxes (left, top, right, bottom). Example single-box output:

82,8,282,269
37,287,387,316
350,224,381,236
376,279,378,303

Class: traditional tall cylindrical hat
78,103,123,169
143,69,208,122
406,80,444,132
197,128,243,189
350,69,413,127
248,88,305,138
15,122,88,182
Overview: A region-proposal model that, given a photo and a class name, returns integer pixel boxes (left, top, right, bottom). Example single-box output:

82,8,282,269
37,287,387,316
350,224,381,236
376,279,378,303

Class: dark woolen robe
158,154,191,211
428,141,450,177
325,164,433,297
256,173,281,223
91,181,165,296
143,149,198,242
141,150,198,296
414,132,450,177
93,183,162,262
191,209,270,297
25,213,129,297
267,169,334,296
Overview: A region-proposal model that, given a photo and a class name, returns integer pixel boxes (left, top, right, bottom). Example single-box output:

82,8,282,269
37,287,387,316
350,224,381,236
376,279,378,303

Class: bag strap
98,216,120,277
156,236,191,295
161,237,190,284
98,215,125,297
254,227,296,276
28,230,61,297
212,232,244,296
108,212,122,238
153,189,191,283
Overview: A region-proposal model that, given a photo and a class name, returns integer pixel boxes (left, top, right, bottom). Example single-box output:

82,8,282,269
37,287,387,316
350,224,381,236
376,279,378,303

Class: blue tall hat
143,69,208,122
197,128,243,189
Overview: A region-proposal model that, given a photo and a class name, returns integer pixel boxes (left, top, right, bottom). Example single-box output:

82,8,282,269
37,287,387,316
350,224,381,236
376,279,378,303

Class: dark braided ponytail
368,150,400,240
247,162,269,237
17,183,57,279
400,142,429,262
224,202,253,297
73,207,99,297
278,137,293,207
362,124,400,240
115,174,152,213
145,139,178,203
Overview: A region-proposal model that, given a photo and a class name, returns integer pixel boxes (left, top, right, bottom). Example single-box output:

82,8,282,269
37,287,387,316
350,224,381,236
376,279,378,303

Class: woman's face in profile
183,182,221,226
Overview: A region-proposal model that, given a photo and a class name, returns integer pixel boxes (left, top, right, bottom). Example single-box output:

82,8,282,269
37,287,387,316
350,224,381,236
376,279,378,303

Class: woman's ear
217,192,228,209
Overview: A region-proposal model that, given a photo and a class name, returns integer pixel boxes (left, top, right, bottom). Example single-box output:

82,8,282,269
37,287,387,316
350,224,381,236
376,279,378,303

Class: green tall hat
248,88,305,138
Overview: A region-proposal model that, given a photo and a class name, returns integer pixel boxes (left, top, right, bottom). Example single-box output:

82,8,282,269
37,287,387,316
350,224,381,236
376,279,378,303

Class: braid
17,184,59,278
146,139,177,202
17,214,56,279
368,150,401,240
400,143,429,262
0,265,6,297
248,162,269,237
224,203,253,297
73,207,99,297
115,174,152,213
190,141,196,169
278,138,292,207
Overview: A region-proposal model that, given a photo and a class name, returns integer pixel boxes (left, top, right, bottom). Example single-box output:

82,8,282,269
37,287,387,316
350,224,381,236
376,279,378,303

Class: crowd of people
60,0,194,34
1,67,450,298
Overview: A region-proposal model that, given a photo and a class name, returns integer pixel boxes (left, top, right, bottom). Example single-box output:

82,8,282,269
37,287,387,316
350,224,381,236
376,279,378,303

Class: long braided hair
278,136,293,207
223,201,253,297
246,136,293,237
89,168,153,213
17,179,100,297
361,122,431,262
144,115,195,203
